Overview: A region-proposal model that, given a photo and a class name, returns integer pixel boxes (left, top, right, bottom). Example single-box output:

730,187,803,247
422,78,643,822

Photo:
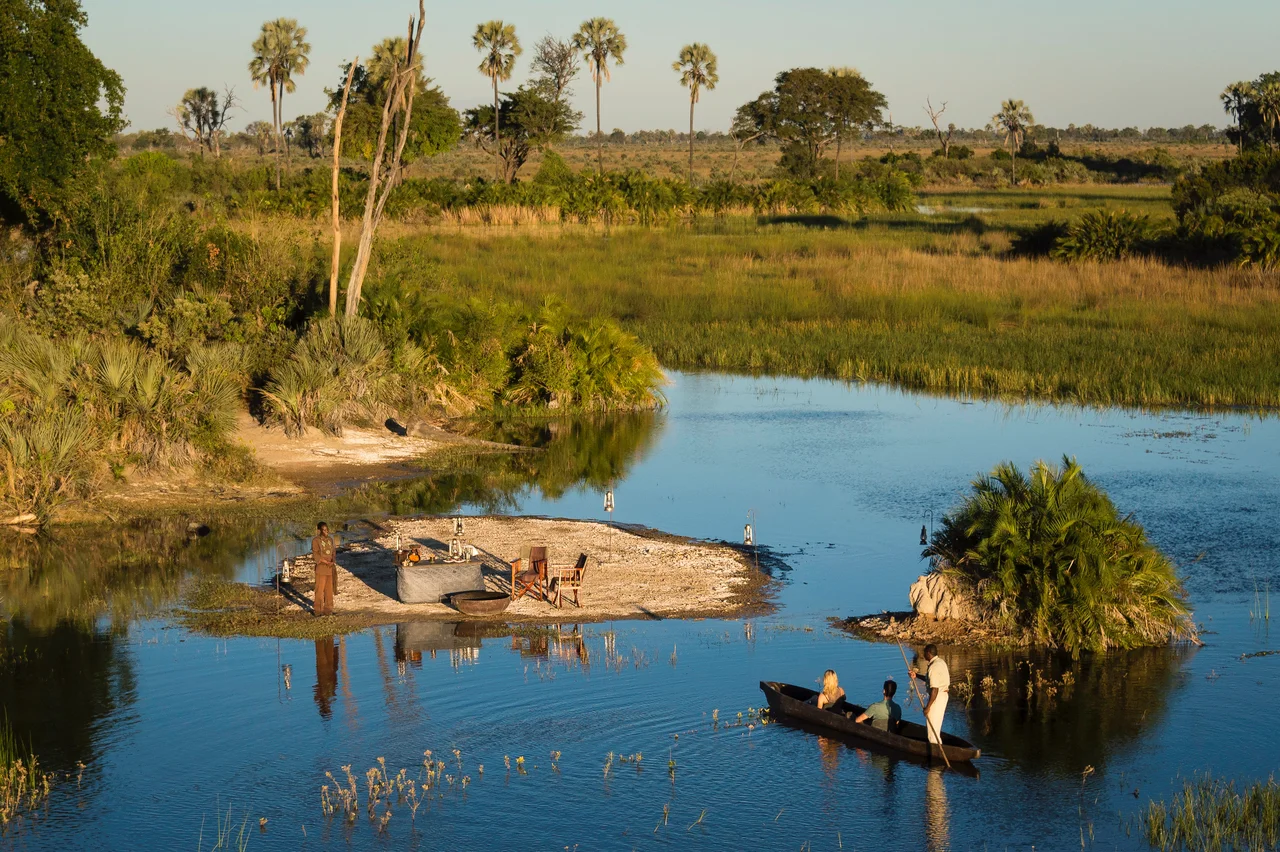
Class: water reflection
938,644,1195,773
925,767,950,852
0,622,134,772
314,637,339,719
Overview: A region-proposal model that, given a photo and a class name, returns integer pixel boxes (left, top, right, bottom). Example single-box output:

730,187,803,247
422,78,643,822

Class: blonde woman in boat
807,669,846,710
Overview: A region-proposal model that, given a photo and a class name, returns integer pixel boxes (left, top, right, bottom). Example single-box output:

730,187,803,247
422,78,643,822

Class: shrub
926,457,1194,655
1010,220,1071,257
1051,209,1149,261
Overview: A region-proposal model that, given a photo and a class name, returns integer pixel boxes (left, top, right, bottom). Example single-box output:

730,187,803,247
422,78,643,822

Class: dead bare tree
924,97,954,158
329,57,358,316
344,2,425,318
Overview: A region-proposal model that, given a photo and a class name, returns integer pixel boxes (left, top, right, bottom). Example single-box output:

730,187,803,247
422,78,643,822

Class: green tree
243,120,274,156
248,18,311,191
571,17,627,173
326,48,461,164
473,20,522,183
926,457,1193,655
1256,81,1280,150
826,67,886,178
0,0,124,228
673,43,719,185
464,86,577,183
1220,81,1254,155
736,68,886,178
172,86,237,158
991,98,1034,183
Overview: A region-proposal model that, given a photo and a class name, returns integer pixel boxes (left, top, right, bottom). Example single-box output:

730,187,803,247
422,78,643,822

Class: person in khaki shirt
909,643,950,744
311,522,338,616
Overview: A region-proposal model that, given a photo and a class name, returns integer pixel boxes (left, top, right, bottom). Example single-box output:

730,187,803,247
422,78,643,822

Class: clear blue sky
81,0,1279,134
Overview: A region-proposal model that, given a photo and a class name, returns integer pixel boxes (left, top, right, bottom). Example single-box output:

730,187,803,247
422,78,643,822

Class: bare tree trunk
688,96,695,185
595,76,603,174
330,58,358,317
730,144,740,183
272,81,281,192
835,131,841,180
345,2,426,318
493,76,501,183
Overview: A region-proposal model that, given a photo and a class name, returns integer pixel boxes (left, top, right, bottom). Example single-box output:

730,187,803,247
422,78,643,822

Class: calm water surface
3,373,1279,851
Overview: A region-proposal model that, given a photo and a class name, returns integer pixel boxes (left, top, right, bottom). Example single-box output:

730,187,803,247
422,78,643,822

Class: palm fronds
927,456,1194,654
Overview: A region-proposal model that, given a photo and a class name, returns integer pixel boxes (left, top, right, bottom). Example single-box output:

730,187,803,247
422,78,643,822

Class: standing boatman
909,643,950,746
312,521,338,617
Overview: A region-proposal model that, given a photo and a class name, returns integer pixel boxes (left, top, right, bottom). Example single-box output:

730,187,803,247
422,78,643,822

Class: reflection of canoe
760,681,981,764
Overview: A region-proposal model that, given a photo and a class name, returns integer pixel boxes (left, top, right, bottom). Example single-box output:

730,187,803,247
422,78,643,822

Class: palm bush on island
924,456,1194,655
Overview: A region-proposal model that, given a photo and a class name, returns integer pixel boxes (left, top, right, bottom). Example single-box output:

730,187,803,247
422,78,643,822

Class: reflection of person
314,636,339,718
924,766,950,852
855,679,903,731
312,522,337,617
909,644,951,745
806,669,846,710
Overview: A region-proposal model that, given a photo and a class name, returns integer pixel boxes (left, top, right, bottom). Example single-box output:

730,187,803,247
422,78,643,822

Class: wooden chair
549,553,588,609
510,546,548,602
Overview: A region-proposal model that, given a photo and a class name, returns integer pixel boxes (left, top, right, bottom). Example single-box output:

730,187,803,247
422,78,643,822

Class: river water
2,373,1278,851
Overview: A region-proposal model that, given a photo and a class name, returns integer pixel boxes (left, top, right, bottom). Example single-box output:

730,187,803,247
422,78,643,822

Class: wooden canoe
759,681,981,764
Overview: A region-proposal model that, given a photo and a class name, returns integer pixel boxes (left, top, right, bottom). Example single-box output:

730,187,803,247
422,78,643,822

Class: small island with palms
839,457,1197,656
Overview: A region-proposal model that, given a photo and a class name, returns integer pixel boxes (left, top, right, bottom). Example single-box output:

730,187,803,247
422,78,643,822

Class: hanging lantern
744,524,754,546
919,525,928,546
454,517,465,537
604,490,614,513
281,558,292,583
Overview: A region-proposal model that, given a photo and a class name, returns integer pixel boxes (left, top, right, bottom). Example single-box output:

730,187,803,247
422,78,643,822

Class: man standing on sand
312,522,337,617
909,643,950,746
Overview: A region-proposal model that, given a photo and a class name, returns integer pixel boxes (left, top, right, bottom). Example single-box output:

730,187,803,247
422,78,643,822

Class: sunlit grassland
378,187,1280,409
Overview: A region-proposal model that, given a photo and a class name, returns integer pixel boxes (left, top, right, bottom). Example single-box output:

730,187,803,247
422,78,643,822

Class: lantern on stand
604,487,615,561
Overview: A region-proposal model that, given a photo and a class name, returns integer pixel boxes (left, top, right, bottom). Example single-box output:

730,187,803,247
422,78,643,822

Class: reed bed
0,716,52,825
1144,775,1280,852
403,220,1280,409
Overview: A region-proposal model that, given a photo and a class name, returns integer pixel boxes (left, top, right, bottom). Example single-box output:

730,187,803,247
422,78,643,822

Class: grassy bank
380,188,1280,409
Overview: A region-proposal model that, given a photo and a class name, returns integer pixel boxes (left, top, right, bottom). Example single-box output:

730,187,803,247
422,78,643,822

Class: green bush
926,457,1193,655
1051,209,1150,261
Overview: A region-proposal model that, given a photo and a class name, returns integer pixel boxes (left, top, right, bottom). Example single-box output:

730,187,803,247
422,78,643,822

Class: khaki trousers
925,692,949,744
314,564,335,615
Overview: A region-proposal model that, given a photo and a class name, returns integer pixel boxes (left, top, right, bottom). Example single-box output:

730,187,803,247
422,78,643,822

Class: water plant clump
926,456,1194,655
0,716,53,825
1143,775,1280,852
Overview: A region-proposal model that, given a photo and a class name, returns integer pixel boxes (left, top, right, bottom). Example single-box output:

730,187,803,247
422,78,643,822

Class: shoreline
179,515,778,638
833,612,1033,650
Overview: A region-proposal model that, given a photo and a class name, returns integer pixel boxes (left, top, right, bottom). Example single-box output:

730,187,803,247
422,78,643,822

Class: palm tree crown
474,20,521,83
572,17,626,85
674,43,718,102
572,17,626,173
248,18,311,190
673,43,719,185
991,98,1034,183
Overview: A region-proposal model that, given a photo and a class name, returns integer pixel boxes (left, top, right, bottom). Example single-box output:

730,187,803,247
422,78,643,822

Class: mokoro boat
760,681,981,764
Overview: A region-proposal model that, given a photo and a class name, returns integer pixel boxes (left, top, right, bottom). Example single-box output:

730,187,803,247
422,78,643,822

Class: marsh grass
386,201,1280,409
0,715,52,825
196,805,250,852
1144,775,1280,852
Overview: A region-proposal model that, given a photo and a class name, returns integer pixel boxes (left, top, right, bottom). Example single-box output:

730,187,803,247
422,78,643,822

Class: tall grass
389,218,1280,409
1144,775,1280,852
0,714,52,825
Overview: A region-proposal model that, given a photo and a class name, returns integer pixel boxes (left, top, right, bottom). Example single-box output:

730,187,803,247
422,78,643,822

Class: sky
81,0,1280,135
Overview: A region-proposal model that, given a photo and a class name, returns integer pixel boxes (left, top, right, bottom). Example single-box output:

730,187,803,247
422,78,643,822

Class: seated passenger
855,679,903,731
806,669,846,710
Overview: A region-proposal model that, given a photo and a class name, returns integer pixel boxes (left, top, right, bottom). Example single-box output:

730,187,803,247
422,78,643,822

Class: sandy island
281,515,773,623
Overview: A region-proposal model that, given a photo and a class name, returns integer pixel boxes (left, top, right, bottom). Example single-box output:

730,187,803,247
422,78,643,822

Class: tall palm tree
571,18,627,173
673,43,718,186
1256,82,1280,151
1220,81,1255,155
473,21,522,183
991,98,1034,184
249,18,310,191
